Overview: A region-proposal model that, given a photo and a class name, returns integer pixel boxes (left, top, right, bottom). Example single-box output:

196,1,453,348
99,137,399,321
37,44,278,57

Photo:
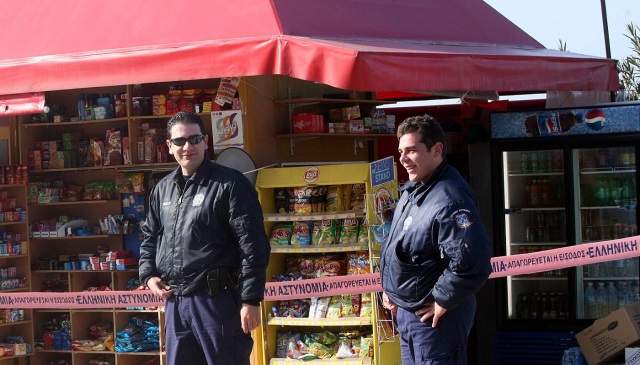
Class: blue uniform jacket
380,160,492,312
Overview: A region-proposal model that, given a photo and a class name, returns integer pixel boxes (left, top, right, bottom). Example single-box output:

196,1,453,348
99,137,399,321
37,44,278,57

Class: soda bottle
530,179,539,207
524,111,582,136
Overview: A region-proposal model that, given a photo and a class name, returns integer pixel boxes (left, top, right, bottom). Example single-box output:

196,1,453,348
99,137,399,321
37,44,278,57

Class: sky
484,0,639,61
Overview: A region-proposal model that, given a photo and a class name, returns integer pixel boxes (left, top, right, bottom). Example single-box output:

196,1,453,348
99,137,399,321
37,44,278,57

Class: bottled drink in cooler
584,282,596,318
595,282,607,318
607,282,619,314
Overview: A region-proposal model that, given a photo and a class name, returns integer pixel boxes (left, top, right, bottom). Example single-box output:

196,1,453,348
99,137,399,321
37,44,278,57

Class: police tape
0,236,637,308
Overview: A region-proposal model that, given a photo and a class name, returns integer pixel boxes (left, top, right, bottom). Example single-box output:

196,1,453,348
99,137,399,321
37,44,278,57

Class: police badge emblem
455,213,472,229
192,193,205,207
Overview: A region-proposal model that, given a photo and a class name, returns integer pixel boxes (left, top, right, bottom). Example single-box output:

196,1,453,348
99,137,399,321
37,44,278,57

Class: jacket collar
400,158,449,195
171,158,215,186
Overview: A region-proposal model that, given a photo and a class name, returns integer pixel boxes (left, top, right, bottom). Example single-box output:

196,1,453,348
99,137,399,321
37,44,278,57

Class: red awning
0,0,619,96
0,92,45,116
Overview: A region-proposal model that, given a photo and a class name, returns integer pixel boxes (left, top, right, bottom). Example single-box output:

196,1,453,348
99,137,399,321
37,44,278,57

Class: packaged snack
347,251,370,275
276,331,292,358
308,297,331,318
325,185,343,212
312,219,338,245
293,187,313,214
269,224,293,245
357,218,369,245
325,296,342,318
360,294,372,317
104,129,123,166
274,188,289,213
291,221,313,246
350,183,366,211
299,256,316,278
338,218,359,245
342,294,361,317
313,255,346,278
310,187,327,212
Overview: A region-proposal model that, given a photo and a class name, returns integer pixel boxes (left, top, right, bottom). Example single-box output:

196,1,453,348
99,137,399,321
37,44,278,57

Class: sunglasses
170,134,205,146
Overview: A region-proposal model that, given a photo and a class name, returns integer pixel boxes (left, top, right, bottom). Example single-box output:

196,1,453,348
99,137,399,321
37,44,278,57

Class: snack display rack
255,163,400,365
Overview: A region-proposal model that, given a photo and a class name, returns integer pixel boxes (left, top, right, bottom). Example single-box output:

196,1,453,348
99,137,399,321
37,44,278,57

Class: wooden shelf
270,244,368,254
267,317,371,326
263,211,364,222
30,200,114,206
270,357,372,365
20,117,129,128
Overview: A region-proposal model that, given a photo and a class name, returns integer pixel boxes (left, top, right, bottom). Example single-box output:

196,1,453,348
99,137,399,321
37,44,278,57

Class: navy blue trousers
164,288,253,365
397,296,476,365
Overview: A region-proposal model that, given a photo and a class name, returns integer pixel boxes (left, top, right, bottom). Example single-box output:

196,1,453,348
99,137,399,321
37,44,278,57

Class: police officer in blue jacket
380,114,492,365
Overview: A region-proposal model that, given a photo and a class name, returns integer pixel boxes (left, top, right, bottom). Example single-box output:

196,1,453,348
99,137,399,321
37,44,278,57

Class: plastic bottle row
583,258,639,278
584,280,640,319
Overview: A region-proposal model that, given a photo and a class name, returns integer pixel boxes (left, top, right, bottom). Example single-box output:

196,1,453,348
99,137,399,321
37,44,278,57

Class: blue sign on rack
370,156,395,188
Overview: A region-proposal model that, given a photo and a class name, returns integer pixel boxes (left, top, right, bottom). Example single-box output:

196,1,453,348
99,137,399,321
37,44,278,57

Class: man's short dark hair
166,112,206,139
397,114,447,156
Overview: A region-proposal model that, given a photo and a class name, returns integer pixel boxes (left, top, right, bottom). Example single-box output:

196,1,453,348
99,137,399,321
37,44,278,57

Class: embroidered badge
403,216,413,231
455,213,472,229
192,193,205,207
162,202,171,206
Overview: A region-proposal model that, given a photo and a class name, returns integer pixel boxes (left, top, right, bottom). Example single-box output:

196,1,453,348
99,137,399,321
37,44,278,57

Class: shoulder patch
451,209,473,229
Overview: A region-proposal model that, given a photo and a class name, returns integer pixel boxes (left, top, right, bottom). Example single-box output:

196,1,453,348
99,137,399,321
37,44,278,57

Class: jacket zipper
171,180,188,285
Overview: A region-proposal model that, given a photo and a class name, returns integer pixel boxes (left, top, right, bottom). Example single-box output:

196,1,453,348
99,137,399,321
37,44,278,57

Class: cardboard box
576,304,640,365
328,105,360,122
627,348,640,365
292,113,324,133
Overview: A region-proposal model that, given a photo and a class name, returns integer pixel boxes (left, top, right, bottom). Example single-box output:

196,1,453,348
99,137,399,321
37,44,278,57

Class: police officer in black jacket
139,111,270,365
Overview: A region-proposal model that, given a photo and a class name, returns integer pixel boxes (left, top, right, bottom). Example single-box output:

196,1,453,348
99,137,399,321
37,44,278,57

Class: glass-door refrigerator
491,103,640,332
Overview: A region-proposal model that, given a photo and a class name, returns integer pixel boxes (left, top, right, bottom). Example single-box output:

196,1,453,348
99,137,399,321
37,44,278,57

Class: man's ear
433,141,444,156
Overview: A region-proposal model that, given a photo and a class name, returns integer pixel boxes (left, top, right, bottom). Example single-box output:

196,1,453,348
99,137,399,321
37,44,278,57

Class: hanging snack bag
338,218,359,245
270,224,293,245
291,221,313,246
312,220,338,245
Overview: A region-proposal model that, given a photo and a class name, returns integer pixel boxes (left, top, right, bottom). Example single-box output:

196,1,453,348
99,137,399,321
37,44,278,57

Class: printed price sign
370,156,395,188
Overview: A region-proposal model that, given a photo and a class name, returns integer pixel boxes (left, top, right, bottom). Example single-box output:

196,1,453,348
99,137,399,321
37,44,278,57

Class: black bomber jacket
139,159,270,304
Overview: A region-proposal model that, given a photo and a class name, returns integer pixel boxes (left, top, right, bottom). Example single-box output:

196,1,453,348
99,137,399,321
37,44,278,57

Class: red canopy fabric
0,93,45,117
0,0,619,96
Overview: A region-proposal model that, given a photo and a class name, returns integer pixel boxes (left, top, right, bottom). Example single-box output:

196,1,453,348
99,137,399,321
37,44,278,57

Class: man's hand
146,277,173,300
382,292,398,315
241,303,261,334
415,301,447,327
